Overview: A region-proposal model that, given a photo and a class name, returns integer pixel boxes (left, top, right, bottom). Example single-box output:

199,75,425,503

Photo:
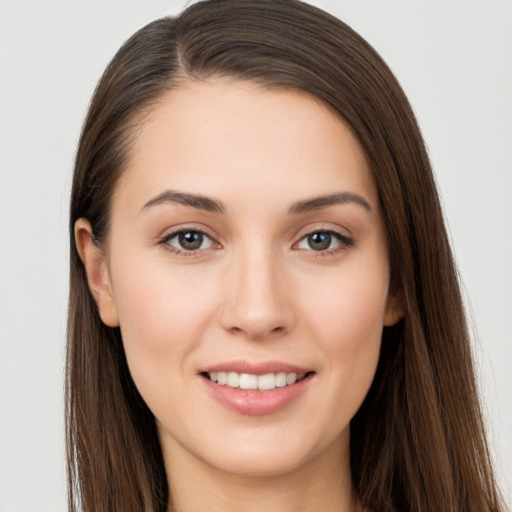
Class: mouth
199,363,315,415
202,371,312,391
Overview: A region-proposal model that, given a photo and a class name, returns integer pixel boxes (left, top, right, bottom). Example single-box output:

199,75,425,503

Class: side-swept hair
67,1,503,510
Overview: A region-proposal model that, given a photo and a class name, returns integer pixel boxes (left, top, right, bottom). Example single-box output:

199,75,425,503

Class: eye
295,230,353,253
160,229,216,253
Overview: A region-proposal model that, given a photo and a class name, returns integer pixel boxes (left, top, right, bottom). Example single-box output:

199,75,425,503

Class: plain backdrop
0,1,511,510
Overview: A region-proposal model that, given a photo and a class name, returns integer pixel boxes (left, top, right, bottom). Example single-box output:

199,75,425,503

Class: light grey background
0,1,511,510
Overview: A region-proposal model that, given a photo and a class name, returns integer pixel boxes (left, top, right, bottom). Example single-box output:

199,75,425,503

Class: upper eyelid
158,225,219,243
164,230,214,243
295,229,353,246
300,228,348,237
293,223,353,241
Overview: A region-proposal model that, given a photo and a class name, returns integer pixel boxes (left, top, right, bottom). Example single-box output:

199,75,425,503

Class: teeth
206,371,308,390
239,373,258,389
227,372,239,387
275,372,287,387
286,373,297,385
257,373,276,391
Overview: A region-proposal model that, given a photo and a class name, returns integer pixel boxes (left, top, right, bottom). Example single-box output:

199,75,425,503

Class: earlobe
74,218,119,327
384,291,405,327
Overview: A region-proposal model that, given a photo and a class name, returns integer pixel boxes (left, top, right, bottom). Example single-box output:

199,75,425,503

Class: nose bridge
220,238,293,339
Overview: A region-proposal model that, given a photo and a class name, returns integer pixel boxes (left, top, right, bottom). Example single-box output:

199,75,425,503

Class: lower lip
201,374,313,416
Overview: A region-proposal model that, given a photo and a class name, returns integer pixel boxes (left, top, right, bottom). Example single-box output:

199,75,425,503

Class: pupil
178,231,203,250
308,232,331,251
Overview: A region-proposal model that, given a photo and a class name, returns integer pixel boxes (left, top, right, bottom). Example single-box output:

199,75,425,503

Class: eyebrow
141,189,371,216
288,192,372,214
142,190,225,213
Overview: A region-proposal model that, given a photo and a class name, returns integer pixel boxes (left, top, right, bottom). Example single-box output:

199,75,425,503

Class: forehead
114,79,378,214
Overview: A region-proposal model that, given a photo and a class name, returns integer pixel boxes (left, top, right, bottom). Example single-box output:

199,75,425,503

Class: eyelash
294,229,354,257
157,228,354,257
157,227,220,257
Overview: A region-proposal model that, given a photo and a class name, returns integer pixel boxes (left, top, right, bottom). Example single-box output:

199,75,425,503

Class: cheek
302,263,388,345
113,250,217,334
110,254,220,399
299,266,387,412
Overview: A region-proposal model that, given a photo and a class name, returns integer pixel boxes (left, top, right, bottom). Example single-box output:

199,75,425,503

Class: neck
162,430,358,512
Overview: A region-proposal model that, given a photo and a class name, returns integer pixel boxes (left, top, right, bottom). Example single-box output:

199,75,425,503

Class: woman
67,0,504,511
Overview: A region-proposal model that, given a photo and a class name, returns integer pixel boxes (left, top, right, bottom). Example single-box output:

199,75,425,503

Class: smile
206,371,308,391
200,363,315,415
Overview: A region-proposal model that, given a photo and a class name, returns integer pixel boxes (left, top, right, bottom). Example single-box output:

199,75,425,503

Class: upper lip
200,360,313,376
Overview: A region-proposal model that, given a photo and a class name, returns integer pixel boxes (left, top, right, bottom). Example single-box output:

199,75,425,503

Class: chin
206,448,308,478
163,421,349,479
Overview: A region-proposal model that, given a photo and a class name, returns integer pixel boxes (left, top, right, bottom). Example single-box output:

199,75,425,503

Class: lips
199,361,315,415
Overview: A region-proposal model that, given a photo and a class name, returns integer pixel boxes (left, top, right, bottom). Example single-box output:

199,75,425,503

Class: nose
219,245,295,341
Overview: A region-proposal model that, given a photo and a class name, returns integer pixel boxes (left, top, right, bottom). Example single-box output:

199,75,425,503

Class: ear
384,289,405,327
74,218,119,327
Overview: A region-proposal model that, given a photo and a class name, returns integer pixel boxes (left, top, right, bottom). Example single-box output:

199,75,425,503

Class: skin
76,79,402,512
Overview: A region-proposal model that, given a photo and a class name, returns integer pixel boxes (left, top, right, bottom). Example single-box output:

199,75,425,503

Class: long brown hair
67,1,504,510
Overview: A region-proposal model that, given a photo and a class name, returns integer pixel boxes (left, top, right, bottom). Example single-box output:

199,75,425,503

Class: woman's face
80,79,401,477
